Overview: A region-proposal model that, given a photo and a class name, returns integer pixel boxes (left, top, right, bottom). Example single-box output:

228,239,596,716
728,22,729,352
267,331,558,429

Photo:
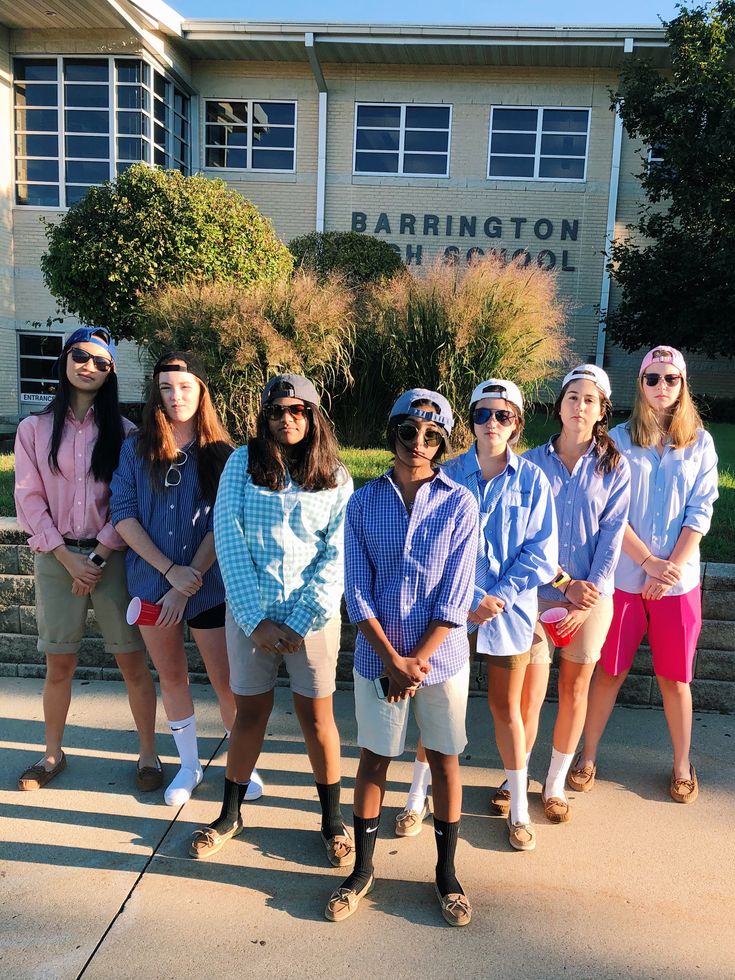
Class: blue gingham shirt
609,422,718,596
524,437,631,601
110,435,224,618
214,446,353,637
443,446,558,657
346,468,478,686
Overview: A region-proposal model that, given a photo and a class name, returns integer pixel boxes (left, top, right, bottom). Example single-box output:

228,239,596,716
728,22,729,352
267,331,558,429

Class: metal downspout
305,33,327,233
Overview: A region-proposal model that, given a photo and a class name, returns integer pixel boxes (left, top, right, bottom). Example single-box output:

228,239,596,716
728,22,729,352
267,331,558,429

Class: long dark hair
137,357,233,504
248,403,342,491
554,384,621,476
43,347,124,484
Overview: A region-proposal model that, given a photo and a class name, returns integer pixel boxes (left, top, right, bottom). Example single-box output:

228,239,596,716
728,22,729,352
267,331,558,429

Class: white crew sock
545,748,575,801
500,752,531,793
406,759,431,812
505,767,530,825
165,714,203,806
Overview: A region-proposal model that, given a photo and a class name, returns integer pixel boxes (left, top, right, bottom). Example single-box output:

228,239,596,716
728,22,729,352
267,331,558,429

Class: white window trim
202,98,297,175
353,102,452,178
487,105,591,183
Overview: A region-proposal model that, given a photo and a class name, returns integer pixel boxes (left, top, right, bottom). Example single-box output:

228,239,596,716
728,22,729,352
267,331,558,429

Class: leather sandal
506,816,536,851
136,757,164,793
189,819,244,859
567,753,596,793
18,751,67,791
670,765,698,804
541,788,571,824
434,884,472,926
321,827,356,867
324,875,375,922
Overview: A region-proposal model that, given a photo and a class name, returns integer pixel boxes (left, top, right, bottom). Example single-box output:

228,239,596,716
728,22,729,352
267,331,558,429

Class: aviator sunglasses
642,373,682,388
472,407,516,427
263,402,310,421
397,422,444,447
70,347,113,372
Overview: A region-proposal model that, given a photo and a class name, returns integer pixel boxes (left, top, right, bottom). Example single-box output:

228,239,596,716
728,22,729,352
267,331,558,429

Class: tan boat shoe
18,751,67,791
189,820,244,859
321,828,356,867
670,765,698,804
489,784,511,816
541,788,571,824
324,876,375,922
506,816,536,851
394,798,430,837
435,884,472,927
567,754,596,793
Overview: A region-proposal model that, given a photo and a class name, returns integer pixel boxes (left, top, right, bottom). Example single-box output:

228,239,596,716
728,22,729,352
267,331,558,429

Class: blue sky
175,0,680,26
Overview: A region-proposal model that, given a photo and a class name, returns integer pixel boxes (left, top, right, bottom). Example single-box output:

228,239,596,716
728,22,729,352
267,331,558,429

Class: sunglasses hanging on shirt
164,449,188,487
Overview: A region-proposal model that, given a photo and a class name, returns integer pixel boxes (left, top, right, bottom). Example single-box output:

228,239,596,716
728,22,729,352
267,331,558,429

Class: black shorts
187,602,226,630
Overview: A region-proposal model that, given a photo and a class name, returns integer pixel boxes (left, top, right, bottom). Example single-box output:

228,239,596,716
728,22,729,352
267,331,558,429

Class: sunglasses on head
397,422,444,448
472,407,516,426
642,373,682,388
70,346,113,372
264,402,310,421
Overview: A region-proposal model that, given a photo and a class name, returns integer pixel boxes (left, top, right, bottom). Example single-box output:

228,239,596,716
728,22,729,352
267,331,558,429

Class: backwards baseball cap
153,350,208,385
261,373,320,407
562,363,612,400
389,388,455,436
63,326,117,363
469,379,524,413
639,346,687,379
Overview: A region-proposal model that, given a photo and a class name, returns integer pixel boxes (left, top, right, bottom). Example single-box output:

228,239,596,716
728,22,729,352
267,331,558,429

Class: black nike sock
338,813,380,893
316,780,344,839
209,776,248,835
433,818,463,896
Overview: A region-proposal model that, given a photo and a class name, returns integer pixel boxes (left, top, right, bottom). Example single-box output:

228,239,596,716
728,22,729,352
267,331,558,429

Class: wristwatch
87,551,107,569
551,570,572,592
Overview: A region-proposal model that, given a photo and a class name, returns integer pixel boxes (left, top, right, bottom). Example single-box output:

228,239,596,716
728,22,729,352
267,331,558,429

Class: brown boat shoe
567,754,596,793
670,765,698,804
18,751,67,791
136,757,164,793
541,788,571,824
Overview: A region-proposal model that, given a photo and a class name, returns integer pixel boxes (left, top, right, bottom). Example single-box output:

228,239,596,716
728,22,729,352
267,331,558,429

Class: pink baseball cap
639,346,687,379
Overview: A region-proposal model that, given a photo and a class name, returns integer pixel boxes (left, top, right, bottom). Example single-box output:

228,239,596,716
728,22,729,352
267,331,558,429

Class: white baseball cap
561,364,612,399
470,379,524,413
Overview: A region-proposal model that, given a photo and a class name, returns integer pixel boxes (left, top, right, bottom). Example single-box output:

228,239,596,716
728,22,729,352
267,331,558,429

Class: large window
354,103,451,177
488,106,590,181
204,100,296,172
14,56,191,207
18,333,64,404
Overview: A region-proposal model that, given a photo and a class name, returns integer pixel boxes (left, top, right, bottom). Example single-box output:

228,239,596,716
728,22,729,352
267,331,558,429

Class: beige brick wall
0,26,17,420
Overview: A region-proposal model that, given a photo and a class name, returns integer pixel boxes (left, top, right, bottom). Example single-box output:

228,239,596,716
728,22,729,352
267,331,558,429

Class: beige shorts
226,608,340,699
353,662,470,758
528,596,615,666
34,548,142,655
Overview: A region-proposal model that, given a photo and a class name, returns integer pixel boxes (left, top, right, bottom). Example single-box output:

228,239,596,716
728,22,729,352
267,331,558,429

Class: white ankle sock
505,767,530,825
244,768,264,801
406,760,431,812
545,748,575,801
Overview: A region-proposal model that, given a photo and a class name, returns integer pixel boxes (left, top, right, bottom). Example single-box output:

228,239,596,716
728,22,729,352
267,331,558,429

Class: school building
0,0,727,430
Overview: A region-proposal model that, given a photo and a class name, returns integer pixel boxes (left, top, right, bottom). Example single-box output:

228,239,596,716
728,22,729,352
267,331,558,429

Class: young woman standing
521,365,630,823
571,347,717,803
15,327,159,792
190,375,353,866
111,351,240,806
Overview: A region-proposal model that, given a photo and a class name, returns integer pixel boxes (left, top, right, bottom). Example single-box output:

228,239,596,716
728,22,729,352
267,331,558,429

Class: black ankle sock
433,818,463,896
210,776,247,834
316,780,344,839
339,813,380,893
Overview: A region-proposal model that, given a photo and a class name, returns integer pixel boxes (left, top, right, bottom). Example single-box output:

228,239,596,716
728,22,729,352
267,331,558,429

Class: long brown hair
137,361,233,504
248,402,342,492
629,372,702,449
554,384,621,476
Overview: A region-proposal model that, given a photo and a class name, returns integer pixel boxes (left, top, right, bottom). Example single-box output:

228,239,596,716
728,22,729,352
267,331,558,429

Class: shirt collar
463,443,518,476
65,406,95,426
383,466,452,490
546,435,597,458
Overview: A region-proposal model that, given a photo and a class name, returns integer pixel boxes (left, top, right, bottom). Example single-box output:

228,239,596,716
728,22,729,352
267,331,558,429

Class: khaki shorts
353,662,470,758
226,608,340,699
35,548,142,655
484,651,531,671
528,596,615,666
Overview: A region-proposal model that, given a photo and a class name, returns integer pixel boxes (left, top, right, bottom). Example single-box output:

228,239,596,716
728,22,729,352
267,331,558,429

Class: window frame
487,105,591,183
352,102,452,179
17,331,64,405
202,98,298,174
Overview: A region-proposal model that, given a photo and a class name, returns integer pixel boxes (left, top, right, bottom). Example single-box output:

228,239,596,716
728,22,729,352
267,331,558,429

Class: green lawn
3,417,735,561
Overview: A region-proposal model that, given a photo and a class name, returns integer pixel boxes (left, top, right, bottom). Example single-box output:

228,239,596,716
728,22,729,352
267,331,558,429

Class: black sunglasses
397,422,444,448
642,373,682,388
472,407,516,427
264,403,310,421
70,347,113,372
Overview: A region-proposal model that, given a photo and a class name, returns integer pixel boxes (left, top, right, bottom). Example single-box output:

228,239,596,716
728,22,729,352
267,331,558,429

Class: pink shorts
599,586,701,684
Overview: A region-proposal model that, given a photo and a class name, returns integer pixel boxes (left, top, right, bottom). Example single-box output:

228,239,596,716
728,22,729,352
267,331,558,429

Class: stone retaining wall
1,518,733,712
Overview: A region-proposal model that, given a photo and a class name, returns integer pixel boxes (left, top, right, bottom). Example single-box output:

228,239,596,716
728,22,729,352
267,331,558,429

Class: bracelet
640,554,653,567
561,579,572,595
163,561,175,577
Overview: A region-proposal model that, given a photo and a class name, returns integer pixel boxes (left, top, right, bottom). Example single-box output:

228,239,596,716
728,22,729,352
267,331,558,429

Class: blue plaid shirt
346,468,478,686
214,446,353,637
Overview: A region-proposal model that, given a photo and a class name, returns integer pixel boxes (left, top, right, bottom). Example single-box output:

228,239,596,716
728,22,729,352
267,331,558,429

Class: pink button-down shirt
14,409,135,553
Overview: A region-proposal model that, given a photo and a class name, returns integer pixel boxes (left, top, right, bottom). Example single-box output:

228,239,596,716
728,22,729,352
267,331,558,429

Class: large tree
41,165,293,340
606,1,735,357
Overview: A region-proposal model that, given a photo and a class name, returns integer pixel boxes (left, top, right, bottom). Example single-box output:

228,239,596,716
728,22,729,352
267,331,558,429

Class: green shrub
289,231,404,286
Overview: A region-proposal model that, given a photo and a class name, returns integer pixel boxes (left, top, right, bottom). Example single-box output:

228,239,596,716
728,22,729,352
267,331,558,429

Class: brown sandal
18,751,67,791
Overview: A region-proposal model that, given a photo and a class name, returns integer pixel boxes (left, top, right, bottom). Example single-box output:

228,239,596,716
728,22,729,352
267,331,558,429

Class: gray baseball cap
389,388,455,436
261,374,320,406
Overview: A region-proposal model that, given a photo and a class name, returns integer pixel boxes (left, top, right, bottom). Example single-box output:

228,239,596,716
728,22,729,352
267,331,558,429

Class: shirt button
76,501,81,505
170,505,174,510
169,531,173,536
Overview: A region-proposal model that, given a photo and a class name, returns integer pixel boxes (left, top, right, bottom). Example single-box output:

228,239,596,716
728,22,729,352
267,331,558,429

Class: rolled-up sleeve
431,492,479,626
683,433,718,535
110,438,140,525
344,494,379,624
14,420,64,553
587,458,631,591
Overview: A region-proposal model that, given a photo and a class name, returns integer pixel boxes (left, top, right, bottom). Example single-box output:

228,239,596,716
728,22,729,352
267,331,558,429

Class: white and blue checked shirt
214,446,353,637
346,468,479,686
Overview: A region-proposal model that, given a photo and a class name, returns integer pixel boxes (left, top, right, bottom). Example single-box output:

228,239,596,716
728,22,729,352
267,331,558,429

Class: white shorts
353,662,470,758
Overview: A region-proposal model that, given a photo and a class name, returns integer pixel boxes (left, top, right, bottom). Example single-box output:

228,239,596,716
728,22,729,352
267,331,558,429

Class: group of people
14,326,718,928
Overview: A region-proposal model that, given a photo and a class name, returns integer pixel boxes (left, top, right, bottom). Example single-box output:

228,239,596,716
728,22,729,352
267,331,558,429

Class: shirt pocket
502,490,532,544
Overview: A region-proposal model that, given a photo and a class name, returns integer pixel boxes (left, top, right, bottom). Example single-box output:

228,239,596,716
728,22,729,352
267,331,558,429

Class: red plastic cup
539,606,579,647
126,597,162,627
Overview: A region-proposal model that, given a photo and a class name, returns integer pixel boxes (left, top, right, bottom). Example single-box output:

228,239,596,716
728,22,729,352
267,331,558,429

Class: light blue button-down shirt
214,446,353,637
524,437,631,601
609,422,718,595
443,445,558,657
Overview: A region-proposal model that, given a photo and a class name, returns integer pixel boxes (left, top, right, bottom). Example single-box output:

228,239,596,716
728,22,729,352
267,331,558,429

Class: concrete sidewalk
1,677,733,980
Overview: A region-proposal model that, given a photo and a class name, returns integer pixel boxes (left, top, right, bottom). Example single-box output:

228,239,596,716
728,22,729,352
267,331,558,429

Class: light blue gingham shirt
524,437,631,601
346,468,478,686
609,422,718,596
443,445,558,657
213,446,353,637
